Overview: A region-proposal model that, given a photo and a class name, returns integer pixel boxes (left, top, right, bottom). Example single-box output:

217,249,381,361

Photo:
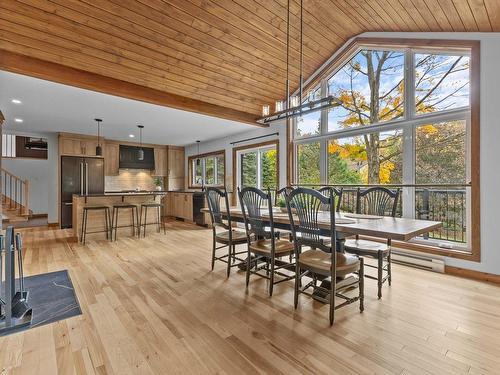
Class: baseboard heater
391,250,445,273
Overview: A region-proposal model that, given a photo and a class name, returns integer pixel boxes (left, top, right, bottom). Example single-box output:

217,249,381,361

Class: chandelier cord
286,0,290,110
299,0,303,103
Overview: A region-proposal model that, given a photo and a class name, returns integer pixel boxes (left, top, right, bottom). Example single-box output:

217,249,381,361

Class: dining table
202,206,442,301
204,206,443,243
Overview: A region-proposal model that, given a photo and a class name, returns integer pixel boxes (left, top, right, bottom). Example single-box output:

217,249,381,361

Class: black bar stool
80,205,111,244
139,202,166,237
111,203,139,241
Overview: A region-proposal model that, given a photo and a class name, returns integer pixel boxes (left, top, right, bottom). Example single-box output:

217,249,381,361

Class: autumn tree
329,50,469,184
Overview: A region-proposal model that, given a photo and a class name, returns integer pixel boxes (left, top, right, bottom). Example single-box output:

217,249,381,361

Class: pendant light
257,0,341,125
137,125,144,161
196,140,201,166
94,118,102,156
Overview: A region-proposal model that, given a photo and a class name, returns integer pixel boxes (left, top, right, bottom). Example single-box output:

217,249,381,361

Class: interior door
85,157,105,195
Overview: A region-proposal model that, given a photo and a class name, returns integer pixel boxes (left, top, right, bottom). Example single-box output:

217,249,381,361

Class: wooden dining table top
202,207,442,242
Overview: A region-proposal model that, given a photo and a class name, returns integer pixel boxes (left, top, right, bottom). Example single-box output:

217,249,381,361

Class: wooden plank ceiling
0,0,498,125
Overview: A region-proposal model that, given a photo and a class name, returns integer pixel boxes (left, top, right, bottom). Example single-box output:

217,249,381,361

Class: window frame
291,38,480,262
187,150,225,189
232,139,279,195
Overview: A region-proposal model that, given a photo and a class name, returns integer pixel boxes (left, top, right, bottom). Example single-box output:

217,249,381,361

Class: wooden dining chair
318,186,343,212
205,187,248,277
238,187,295,297
344,187,400,299
275,186,294,206
286,187,364,325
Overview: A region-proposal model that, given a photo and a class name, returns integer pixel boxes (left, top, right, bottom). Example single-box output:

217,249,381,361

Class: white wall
2,130,58,222
187,32,500,276
3,157,48,214
185,121,288,190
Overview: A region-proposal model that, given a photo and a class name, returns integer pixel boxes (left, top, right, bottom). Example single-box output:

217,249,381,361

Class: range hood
119,145,155,170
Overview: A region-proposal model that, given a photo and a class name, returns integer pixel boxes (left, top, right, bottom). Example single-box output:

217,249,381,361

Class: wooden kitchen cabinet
59,133,102,157
167,192,193,221
153,147,168,176
168,146,184,179
104,142,119,176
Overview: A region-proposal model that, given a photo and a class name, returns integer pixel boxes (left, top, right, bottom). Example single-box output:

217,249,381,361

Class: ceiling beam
0,50,265,127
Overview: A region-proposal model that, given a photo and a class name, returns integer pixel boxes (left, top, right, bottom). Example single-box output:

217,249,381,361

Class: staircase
1,168,31,223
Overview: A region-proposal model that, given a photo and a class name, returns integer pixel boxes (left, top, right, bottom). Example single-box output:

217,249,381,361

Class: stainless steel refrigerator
60,156,104,228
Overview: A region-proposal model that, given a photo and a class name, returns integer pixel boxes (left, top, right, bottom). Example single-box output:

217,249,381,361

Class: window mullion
405,48,415,120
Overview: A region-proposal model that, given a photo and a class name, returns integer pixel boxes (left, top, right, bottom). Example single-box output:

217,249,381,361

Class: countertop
74,190,205,197
74,190,169,197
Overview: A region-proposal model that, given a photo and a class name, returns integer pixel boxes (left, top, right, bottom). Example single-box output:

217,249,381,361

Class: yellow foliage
419,124,438,135
379,161,395,184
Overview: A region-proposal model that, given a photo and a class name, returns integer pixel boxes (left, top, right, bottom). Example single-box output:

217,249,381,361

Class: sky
296,49,470,137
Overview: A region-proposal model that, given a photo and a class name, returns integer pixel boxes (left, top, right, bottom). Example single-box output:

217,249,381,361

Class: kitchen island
72,191,168,241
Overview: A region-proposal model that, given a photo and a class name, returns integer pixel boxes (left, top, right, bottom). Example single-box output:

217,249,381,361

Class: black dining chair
344,187,400,299
205,187,247,277
275,186,294,206
238,187,295,297
286,187,364,325
318,186,343,212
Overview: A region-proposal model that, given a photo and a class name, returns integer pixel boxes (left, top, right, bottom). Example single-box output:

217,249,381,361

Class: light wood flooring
1,221,500,374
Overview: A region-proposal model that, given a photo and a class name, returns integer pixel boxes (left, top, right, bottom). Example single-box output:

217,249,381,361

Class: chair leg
226,241,232,278
359,257,365,312
80,209,86,244
144,206,148,237
157,206,161,233
294,257,300,309
387,250,392,286
269,256,275,297
245,248,251,288
139,206,143,237
82,209,87,244
377,250,383,299
104,208,109,240
114,208,119,241
329,271,336,325
131,208,136,237
211,232,216,271
136,206,140,237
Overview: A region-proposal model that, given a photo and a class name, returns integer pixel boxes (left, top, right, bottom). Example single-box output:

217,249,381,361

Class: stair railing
1,169,30,216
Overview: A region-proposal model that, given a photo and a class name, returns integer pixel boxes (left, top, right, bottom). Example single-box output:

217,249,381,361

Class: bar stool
111,203,139,241
80,205,111,244
139,202,166,237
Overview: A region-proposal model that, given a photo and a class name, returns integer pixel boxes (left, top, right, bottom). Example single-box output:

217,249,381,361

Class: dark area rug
1,270,81,336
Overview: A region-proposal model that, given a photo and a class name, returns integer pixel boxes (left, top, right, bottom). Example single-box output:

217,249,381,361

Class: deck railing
289,184,468,245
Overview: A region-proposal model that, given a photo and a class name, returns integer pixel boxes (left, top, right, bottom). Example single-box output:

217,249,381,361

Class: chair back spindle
205,187,231,230
318,186,343,212
286,187,336,255
238,187,274,243
356,187,400,217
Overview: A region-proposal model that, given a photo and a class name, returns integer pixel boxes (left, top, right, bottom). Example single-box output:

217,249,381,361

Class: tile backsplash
105,169,161,191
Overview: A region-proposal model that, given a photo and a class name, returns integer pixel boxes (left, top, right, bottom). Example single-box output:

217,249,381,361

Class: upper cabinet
59,134,101,157
104,142,120,176
168,146,184,179
153,147,168,176
59,133,184,181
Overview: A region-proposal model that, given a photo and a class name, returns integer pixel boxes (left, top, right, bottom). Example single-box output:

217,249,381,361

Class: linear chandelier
257,0,341,125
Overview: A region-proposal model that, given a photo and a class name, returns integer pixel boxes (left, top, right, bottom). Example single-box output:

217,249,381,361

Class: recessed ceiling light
11,99,22,104
14,118,23,123
129,134,135,138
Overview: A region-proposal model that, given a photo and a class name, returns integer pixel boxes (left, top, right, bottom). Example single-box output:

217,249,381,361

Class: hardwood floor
1,221,500,374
